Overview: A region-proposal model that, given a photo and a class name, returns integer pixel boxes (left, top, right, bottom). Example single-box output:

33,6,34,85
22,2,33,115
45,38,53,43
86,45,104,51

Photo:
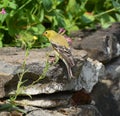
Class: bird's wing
51,42,75,67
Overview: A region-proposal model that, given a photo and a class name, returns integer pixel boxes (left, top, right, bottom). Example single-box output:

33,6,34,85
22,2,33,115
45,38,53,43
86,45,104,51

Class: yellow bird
43,30,75,78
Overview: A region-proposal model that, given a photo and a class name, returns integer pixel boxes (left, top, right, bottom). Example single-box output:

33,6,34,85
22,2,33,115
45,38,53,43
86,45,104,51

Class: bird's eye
45,31,48,34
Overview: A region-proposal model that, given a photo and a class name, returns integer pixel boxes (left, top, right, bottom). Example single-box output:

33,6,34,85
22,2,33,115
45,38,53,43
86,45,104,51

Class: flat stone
0,47,104,98
25,105,102,116
14,92,72,108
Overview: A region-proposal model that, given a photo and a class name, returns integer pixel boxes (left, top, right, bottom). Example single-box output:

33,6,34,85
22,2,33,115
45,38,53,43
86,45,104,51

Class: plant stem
31,59,50,85
10,48,29,102
94,7,120,18
13,0,32,15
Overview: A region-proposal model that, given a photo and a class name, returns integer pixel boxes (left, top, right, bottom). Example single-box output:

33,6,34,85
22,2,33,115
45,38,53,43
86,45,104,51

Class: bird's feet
48,55,59,65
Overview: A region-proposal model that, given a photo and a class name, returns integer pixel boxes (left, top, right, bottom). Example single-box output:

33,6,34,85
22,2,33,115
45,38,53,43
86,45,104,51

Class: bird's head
43,30,57,40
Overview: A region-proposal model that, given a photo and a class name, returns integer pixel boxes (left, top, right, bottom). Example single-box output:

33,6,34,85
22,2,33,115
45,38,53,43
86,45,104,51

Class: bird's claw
48,56,57,64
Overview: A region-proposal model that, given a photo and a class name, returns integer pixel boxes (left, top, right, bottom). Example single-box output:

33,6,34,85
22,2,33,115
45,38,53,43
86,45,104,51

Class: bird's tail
64,61,75,79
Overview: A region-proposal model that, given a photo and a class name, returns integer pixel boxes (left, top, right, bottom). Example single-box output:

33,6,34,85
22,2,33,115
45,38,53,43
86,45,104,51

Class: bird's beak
42,31,48,38
42,32,45,36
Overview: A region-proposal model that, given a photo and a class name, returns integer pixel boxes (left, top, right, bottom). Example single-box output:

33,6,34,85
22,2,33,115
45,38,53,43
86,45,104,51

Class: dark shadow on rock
4,72,40,96
91,82,120,116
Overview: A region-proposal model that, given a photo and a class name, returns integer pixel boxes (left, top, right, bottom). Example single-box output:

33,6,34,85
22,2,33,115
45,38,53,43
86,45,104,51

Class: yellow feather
43,30,69,48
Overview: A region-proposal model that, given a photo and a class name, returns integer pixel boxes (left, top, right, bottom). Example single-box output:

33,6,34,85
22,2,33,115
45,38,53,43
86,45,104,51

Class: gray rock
14,92,72,108
91,81,120,116
0,47,104,98
0,112,11,116
72,23,120,63
80,58,105,92
105,57,120,79
91,57,120,116
25,105,102,116
0,111,22,116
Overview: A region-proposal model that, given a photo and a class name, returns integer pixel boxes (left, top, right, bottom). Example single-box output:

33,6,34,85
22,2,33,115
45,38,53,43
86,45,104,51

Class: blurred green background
0,0,120,48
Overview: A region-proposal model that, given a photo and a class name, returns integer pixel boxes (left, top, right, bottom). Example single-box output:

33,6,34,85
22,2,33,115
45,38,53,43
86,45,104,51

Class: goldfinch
43,30,75,78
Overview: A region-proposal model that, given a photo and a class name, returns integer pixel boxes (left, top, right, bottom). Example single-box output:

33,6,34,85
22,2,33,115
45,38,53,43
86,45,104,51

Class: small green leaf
8,1,17,9
100,14,116,28
39,9,44,22
112,0,120,8
64,18,79,31
0,41,3,47
115,13,120,21
66,0,77,13
0,33,4,41
56,15,65,27
3,0,9,7
30,24,45,35
81,12,95,24
0,13,7,23
42,0,52,11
